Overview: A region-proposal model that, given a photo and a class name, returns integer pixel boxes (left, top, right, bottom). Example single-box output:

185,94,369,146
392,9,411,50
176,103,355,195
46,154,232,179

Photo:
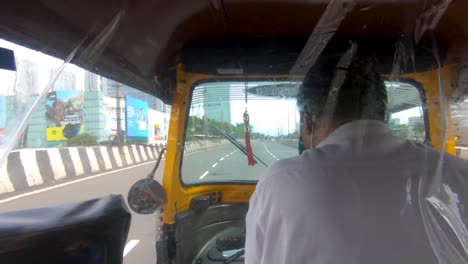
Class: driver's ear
302,111,314,135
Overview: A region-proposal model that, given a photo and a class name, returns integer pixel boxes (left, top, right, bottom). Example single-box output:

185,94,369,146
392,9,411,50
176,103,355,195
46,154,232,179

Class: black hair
297,53,388,127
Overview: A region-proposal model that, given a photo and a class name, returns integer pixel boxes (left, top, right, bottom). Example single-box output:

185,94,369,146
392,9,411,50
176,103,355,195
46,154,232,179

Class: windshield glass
1,1,468,263
181,80,426,185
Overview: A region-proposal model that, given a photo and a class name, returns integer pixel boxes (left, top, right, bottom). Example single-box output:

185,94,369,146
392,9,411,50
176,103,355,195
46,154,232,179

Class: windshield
181,80,426,184
1,1,468,264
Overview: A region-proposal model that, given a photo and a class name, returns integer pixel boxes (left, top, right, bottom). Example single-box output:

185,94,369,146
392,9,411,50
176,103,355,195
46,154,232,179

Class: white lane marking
48,148,67,180
100,146,113,170
139,145,148,161
132,146,141,163
20,149,43,187
212,163,218,168
147,146,155,160
69,147,84,176
220,157,225,161
0,162,14,193
86,148,100,173
263,142,280,161
123,146,133,165
0,159,164,204
225,155,229,158
112,147,124,168
199,171,210,179
123,240,140,257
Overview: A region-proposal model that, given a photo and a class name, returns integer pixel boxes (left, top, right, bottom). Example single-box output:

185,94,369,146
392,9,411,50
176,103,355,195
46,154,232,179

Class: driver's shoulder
258,151,325,186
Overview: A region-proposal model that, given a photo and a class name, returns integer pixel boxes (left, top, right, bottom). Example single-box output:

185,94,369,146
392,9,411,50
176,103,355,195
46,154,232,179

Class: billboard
148,109,169,143
45,91,84,141
125,96,148,139
103,96,125,137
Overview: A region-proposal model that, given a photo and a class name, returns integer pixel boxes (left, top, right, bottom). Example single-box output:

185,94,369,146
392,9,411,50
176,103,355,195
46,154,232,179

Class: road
0,141,297,263
183,141,297,184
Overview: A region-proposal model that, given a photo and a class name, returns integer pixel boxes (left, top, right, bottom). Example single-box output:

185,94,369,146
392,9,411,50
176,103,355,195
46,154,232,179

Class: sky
230,98,298,136
0,39,87,95
390,107,424,124
191,81,424,137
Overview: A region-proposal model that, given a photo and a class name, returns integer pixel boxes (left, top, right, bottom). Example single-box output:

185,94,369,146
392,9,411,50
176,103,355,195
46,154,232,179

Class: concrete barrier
278,139,299,149
0,144,165,195
0,139,230,195
456,146,468,159
184,139,229,154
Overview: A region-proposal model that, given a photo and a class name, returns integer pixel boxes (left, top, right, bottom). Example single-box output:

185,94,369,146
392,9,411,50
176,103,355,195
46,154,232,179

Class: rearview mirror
127,178,165,214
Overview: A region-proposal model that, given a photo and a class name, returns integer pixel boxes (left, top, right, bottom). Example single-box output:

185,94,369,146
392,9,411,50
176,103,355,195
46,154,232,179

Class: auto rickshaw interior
0,0,467,263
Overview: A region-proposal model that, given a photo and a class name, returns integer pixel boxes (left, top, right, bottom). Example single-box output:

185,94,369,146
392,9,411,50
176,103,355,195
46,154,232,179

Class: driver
245,51,468,263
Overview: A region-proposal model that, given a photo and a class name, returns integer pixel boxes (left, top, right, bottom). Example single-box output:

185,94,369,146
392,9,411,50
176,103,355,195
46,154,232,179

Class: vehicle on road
0,1,467,263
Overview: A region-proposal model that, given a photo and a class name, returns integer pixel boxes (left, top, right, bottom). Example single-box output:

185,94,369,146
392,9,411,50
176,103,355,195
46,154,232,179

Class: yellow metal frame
162,63,459,224
402,65,457,155
162,64,292,224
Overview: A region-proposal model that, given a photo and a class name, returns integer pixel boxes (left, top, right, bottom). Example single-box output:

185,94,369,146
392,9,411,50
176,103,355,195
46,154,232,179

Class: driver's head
297,54,387,148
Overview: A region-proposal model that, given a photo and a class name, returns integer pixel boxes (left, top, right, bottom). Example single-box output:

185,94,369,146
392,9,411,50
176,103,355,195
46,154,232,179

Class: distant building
16,59,39,95
84,72,99,91
389,118,401,127
408,116,420,127
51,69,76,91
203,83,231,123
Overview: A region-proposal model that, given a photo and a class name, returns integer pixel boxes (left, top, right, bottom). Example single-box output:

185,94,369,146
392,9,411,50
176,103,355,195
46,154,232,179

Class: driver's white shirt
245,120,468,264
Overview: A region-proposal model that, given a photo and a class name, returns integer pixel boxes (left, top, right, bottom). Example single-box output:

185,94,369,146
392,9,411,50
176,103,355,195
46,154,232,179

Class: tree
390,123,409,138
185,116,257,141
412,121,425,136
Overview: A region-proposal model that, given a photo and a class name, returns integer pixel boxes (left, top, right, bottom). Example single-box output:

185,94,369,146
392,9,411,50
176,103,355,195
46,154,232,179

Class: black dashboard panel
174,203,248,264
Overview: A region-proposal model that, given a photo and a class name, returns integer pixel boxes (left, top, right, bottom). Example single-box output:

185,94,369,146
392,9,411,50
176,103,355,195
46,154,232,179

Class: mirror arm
147,147,166,180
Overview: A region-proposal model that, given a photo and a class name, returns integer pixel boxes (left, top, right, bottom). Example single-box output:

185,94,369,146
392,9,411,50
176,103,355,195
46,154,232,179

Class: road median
0,144,165,195
0,139,230,195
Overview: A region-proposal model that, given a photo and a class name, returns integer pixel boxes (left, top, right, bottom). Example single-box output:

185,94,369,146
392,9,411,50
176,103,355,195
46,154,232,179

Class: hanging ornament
244,81,256,166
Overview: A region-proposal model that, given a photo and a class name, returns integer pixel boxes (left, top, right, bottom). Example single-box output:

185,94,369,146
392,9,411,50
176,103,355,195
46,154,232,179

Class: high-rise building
202,83,231,123
84,71,99,91
51,69,76,91
16,59,39,95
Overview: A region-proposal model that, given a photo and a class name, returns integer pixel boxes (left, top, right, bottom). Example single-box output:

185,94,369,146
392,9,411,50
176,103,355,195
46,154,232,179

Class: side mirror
127,147,166,214
127,178,165,214
0,47,16,71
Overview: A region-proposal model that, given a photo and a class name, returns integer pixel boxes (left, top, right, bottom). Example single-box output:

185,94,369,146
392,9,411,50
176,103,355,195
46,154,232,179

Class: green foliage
389,123,409,137
412,121,425,135
66,133,98,147
186,116,262,141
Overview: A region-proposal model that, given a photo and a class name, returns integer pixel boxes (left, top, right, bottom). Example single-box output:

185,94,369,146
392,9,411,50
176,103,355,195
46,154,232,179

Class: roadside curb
0,144,165,194
0,140,231,195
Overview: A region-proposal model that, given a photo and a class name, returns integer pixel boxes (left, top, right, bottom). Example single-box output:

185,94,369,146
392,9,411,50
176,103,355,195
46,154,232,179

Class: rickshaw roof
1,0,467,103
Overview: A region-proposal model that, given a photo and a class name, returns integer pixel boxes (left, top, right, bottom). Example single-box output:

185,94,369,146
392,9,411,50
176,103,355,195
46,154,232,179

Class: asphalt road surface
0,141,297,263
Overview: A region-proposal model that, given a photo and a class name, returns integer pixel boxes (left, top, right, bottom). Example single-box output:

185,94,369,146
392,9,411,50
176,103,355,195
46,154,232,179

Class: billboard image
103,96,125,137
45,91,84,141
126,96,148,141
148,109,169,144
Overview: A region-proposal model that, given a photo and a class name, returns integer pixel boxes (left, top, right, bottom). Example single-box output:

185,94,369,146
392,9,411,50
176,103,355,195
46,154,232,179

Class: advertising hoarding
125,96,148,141
148,109,169,144
45,91,84,141
103,96,125,137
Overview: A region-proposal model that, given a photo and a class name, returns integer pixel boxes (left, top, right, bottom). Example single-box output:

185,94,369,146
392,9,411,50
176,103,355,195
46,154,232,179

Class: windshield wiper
213,126,268,167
